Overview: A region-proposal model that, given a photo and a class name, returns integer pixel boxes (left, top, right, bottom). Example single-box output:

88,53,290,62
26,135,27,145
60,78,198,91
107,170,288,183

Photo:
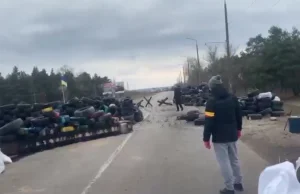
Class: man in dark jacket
174,85,183,111
203,75,243,194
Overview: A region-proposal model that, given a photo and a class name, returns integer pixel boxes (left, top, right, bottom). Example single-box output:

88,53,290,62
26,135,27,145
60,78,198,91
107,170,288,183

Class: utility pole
224,0,230,57
182,65,186,84
224,0,234,93
186,58,190,84
186,38,201,84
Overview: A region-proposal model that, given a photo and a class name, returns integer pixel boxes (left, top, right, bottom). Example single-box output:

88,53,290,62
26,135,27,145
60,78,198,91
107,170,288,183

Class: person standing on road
203,75,244,194
174,85,184,111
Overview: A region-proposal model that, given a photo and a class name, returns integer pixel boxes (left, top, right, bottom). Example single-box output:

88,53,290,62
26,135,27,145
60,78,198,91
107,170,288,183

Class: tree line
0,65,110,105
186,26,300,97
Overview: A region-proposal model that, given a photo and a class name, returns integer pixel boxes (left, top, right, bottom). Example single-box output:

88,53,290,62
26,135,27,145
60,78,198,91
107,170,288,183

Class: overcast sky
0,0,296,89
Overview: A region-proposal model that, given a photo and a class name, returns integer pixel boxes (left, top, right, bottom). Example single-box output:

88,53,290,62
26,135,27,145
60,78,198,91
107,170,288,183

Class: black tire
81,97,94,105
47,101,62,109
0,104,16,111
247,114,262,120
123,114,134,122
246,105,257,111
247,90,259,98
271,111,285,117
242,110,255,116
272,108,284,112
17,103,32,110
194,115,205,126
245,98,255,103
42,110,57,118
259,108,272,116
74,106,95,117
23,117,33,128
70,117,88,125
31,117,50,127
184,102,194,106
68,97,80,104
32,103,46,111
272,101,283,106
3,114,13,123
134,109,144,122
91,110,105,118
187,110,200,115
0,118,24,136
78,125,89,132
271,101,283,111
31,111,41,117
0,120,5,127
94,121,106,130
177,115,188,120
245,101,254,106
185,114,200,122
0,135,17,143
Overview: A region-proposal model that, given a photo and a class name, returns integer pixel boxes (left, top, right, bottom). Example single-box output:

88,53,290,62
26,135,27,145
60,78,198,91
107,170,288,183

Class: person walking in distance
203,75,244,194
174,84,183,111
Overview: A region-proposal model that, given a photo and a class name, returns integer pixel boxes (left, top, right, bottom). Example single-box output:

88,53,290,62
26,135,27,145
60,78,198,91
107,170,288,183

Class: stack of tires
120,97,135,122
0,96,144,157
240,90,285,120
271,101,284,117
181,84,210,107
0,118,24,144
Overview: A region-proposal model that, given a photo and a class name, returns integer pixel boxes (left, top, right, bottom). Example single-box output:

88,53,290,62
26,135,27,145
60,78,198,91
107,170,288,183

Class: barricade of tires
0,96,143,157
181,84,210,107
239,90,284,120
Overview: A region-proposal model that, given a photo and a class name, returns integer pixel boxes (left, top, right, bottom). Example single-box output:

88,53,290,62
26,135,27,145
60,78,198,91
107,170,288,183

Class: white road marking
80,133,133,194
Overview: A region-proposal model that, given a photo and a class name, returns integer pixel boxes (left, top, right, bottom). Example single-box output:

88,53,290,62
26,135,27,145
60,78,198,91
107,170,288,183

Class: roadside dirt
240,99,300,165
241,116,300,164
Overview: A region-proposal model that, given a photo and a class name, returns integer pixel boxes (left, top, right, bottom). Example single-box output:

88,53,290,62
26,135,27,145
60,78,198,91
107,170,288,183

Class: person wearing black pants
174,85,183,111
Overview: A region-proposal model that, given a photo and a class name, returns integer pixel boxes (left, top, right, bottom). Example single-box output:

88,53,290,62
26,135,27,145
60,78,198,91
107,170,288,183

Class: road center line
80,132,133,194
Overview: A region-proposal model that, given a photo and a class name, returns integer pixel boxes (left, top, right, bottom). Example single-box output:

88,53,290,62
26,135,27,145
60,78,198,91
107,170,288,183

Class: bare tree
206,46,219,64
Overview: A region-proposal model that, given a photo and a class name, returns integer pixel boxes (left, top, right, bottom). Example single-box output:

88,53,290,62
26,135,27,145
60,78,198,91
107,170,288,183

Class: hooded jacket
203,85,242,143
173,86,182,102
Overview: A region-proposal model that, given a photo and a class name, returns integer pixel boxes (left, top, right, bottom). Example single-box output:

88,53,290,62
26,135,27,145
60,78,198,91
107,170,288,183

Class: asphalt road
0,92,268,194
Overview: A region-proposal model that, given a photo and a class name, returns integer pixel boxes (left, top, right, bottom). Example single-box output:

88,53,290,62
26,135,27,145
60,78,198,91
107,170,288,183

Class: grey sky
0,0,296,89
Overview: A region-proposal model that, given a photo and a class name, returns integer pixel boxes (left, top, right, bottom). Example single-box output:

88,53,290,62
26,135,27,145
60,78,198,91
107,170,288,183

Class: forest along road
0,92,267,194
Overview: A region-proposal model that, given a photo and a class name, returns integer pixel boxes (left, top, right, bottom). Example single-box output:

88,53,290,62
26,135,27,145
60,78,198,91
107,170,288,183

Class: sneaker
220,188,235,194
234,183,244,191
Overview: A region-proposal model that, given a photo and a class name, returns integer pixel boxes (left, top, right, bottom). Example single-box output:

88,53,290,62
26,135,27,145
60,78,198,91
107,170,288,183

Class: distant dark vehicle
116,86,125,92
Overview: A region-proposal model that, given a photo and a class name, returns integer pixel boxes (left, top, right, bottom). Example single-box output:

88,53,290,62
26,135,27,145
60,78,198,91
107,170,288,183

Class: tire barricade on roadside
176,89,285,126
180,84,210,107
239,90,285,120
0,96,144,157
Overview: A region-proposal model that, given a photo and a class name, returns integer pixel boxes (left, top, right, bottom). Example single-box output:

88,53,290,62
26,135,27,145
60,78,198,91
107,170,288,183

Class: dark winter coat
174,87,182,102
203,85,242,143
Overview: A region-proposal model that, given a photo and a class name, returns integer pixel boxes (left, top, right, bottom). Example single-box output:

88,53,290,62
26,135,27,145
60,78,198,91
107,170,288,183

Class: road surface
0,92,268,194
